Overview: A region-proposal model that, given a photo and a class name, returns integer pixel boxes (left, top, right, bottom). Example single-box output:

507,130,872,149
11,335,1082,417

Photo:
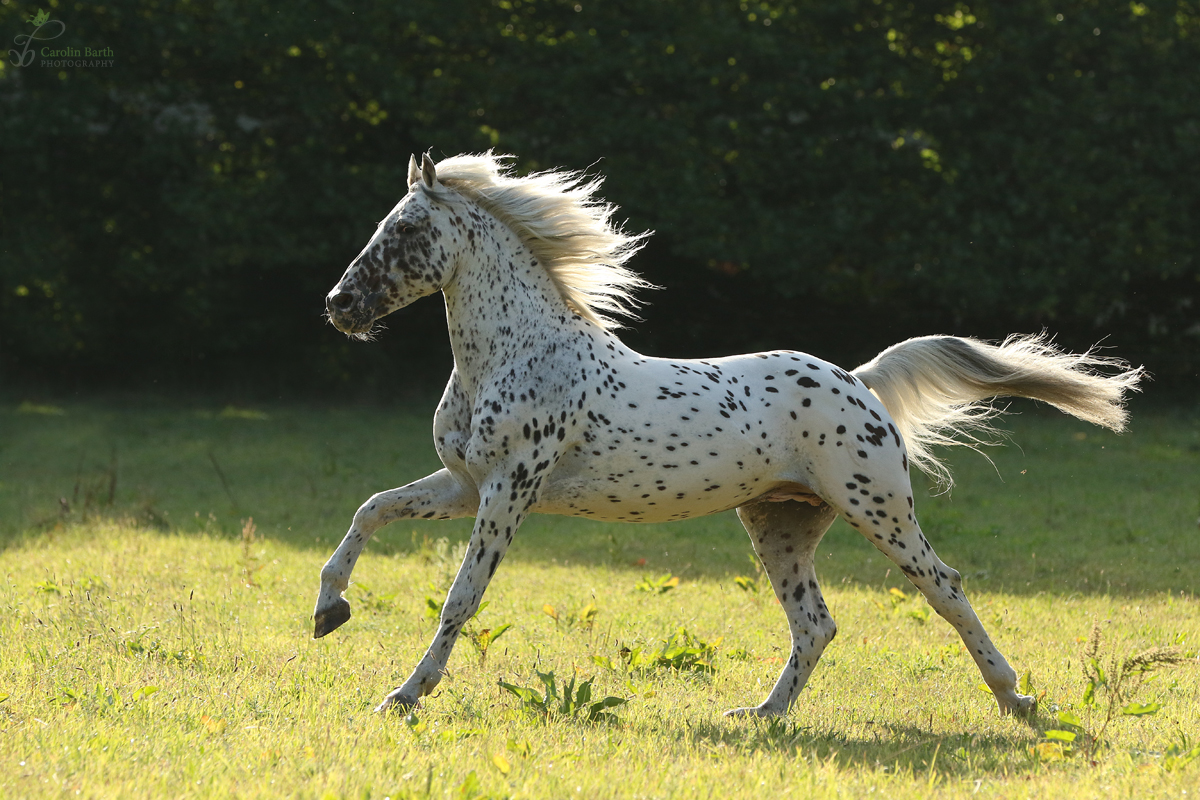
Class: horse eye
398,223,415,235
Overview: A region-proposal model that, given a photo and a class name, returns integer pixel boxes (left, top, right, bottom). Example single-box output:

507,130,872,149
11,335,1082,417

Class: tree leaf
1120,701,1162,716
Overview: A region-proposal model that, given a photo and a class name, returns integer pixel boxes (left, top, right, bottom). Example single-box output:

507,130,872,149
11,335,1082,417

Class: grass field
1,397,1198,799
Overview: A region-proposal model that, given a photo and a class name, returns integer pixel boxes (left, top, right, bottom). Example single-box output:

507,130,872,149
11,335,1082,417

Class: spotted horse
314,152,1144,717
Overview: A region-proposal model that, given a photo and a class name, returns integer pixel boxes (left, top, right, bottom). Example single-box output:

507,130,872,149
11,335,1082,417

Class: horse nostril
328,292,356,313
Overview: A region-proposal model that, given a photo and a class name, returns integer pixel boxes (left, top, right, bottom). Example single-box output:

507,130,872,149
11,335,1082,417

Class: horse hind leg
725,499,839,718
837,473,1036,716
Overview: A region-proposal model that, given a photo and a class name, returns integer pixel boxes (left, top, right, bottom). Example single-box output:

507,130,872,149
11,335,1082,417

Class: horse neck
441,211,579,387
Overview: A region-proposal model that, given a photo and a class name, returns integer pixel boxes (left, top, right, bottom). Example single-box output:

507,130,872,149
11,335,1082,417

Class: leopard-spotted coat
313,152,1142,717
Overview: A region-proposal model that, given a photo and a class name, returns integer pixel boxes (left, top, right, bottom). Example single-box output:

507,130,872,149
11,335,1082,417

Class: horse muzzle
325,288,380,334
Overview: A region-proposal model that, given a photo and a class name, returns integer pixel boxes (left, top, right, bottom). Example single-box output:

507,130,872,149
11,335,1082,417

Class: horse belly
534,449,782,523
530,350,859,522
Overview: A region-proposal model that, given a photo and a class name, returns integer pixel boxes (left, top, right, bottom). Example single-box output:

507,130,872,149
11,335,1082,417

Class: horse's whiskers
350,323,383,343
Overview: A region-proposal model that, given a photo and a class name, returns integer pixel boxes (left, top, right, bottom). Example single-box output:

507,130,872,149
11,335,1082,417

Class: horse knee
937,564,963,595
353,494,382,526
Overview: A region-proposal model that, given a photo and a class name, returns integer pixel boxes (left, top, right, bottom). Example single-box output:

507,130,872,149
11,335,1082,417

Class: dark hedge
1,0,1197,394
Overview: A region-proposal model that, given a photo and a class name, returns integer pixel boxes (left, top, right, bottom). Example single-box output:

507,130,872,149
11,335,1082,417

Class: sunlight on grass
1,521,1197,799
0,401,1198,797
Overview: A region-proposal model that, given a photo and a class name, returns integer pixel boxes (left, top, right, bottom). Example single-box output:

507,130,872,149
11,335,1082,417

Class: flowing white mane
430,152,652,330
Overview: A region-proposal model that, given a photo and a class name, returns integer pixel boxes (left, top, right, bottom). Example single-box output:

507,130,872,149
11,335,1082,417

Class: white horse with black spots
314,152,1143,717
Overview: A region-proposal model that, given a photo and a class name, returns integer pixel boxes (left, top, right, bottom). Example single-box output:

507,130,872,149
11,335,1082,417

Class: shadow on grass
661,716,1044,778
2,400,1197,597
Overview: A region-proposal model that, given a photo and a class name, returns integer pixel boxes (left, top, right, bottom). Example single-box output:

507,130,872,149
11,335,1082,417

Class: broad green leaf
587,695,628,721
1163,744,1200,772
498,681,542,706
1045,729,1077,743
1056,710,1083,728
536,670,557,699
455,770,481,799
592,695,627,709
1120,701,1162,716
132,685,160,702
1018,669,1034,696
559,676,578,714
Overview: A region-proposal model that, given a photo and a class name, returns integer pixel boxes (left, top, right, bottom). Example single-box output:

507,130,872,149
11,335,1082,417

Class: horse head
325,154,458,337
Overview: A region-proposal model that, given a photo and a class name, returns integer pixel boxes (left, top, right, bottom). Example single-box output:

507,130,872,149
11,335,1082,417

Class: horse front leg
375,474,536,712
313,469,477,638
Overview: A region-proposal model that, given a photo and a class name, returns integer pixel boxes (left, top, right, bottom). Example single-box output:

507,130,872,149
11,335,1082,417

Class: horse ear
407,154,421,187
421,153,437,189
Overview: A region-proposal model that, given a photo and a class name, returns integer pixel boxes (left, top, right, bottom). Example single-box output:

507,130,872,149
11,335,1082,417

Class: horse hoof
313,597,352,638
723,705,783,718
375,692,420,714
998,692,1037,718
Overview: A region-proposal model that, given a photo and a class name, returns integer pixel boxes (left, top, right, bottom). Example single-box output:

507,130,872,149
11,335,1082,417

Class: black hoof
313,597,351,638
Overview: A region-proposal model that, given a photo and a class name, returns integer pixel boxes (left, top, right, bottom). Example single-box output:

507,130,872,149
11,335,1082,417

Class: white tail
852,333,1145,487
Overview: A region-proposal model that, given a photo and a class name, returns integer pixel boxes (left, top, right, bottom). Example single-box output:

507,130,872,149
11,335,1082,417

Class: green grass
1,398,1198,798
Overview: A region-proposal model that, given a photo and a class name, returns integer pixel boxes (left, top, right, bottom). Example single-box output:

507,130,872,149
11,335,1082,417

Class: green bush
1,1,1196,389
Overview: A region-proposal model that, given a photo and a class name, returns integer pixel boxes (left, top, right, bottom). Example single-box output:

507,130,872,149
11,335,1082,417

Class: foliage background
1,0,1197,395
